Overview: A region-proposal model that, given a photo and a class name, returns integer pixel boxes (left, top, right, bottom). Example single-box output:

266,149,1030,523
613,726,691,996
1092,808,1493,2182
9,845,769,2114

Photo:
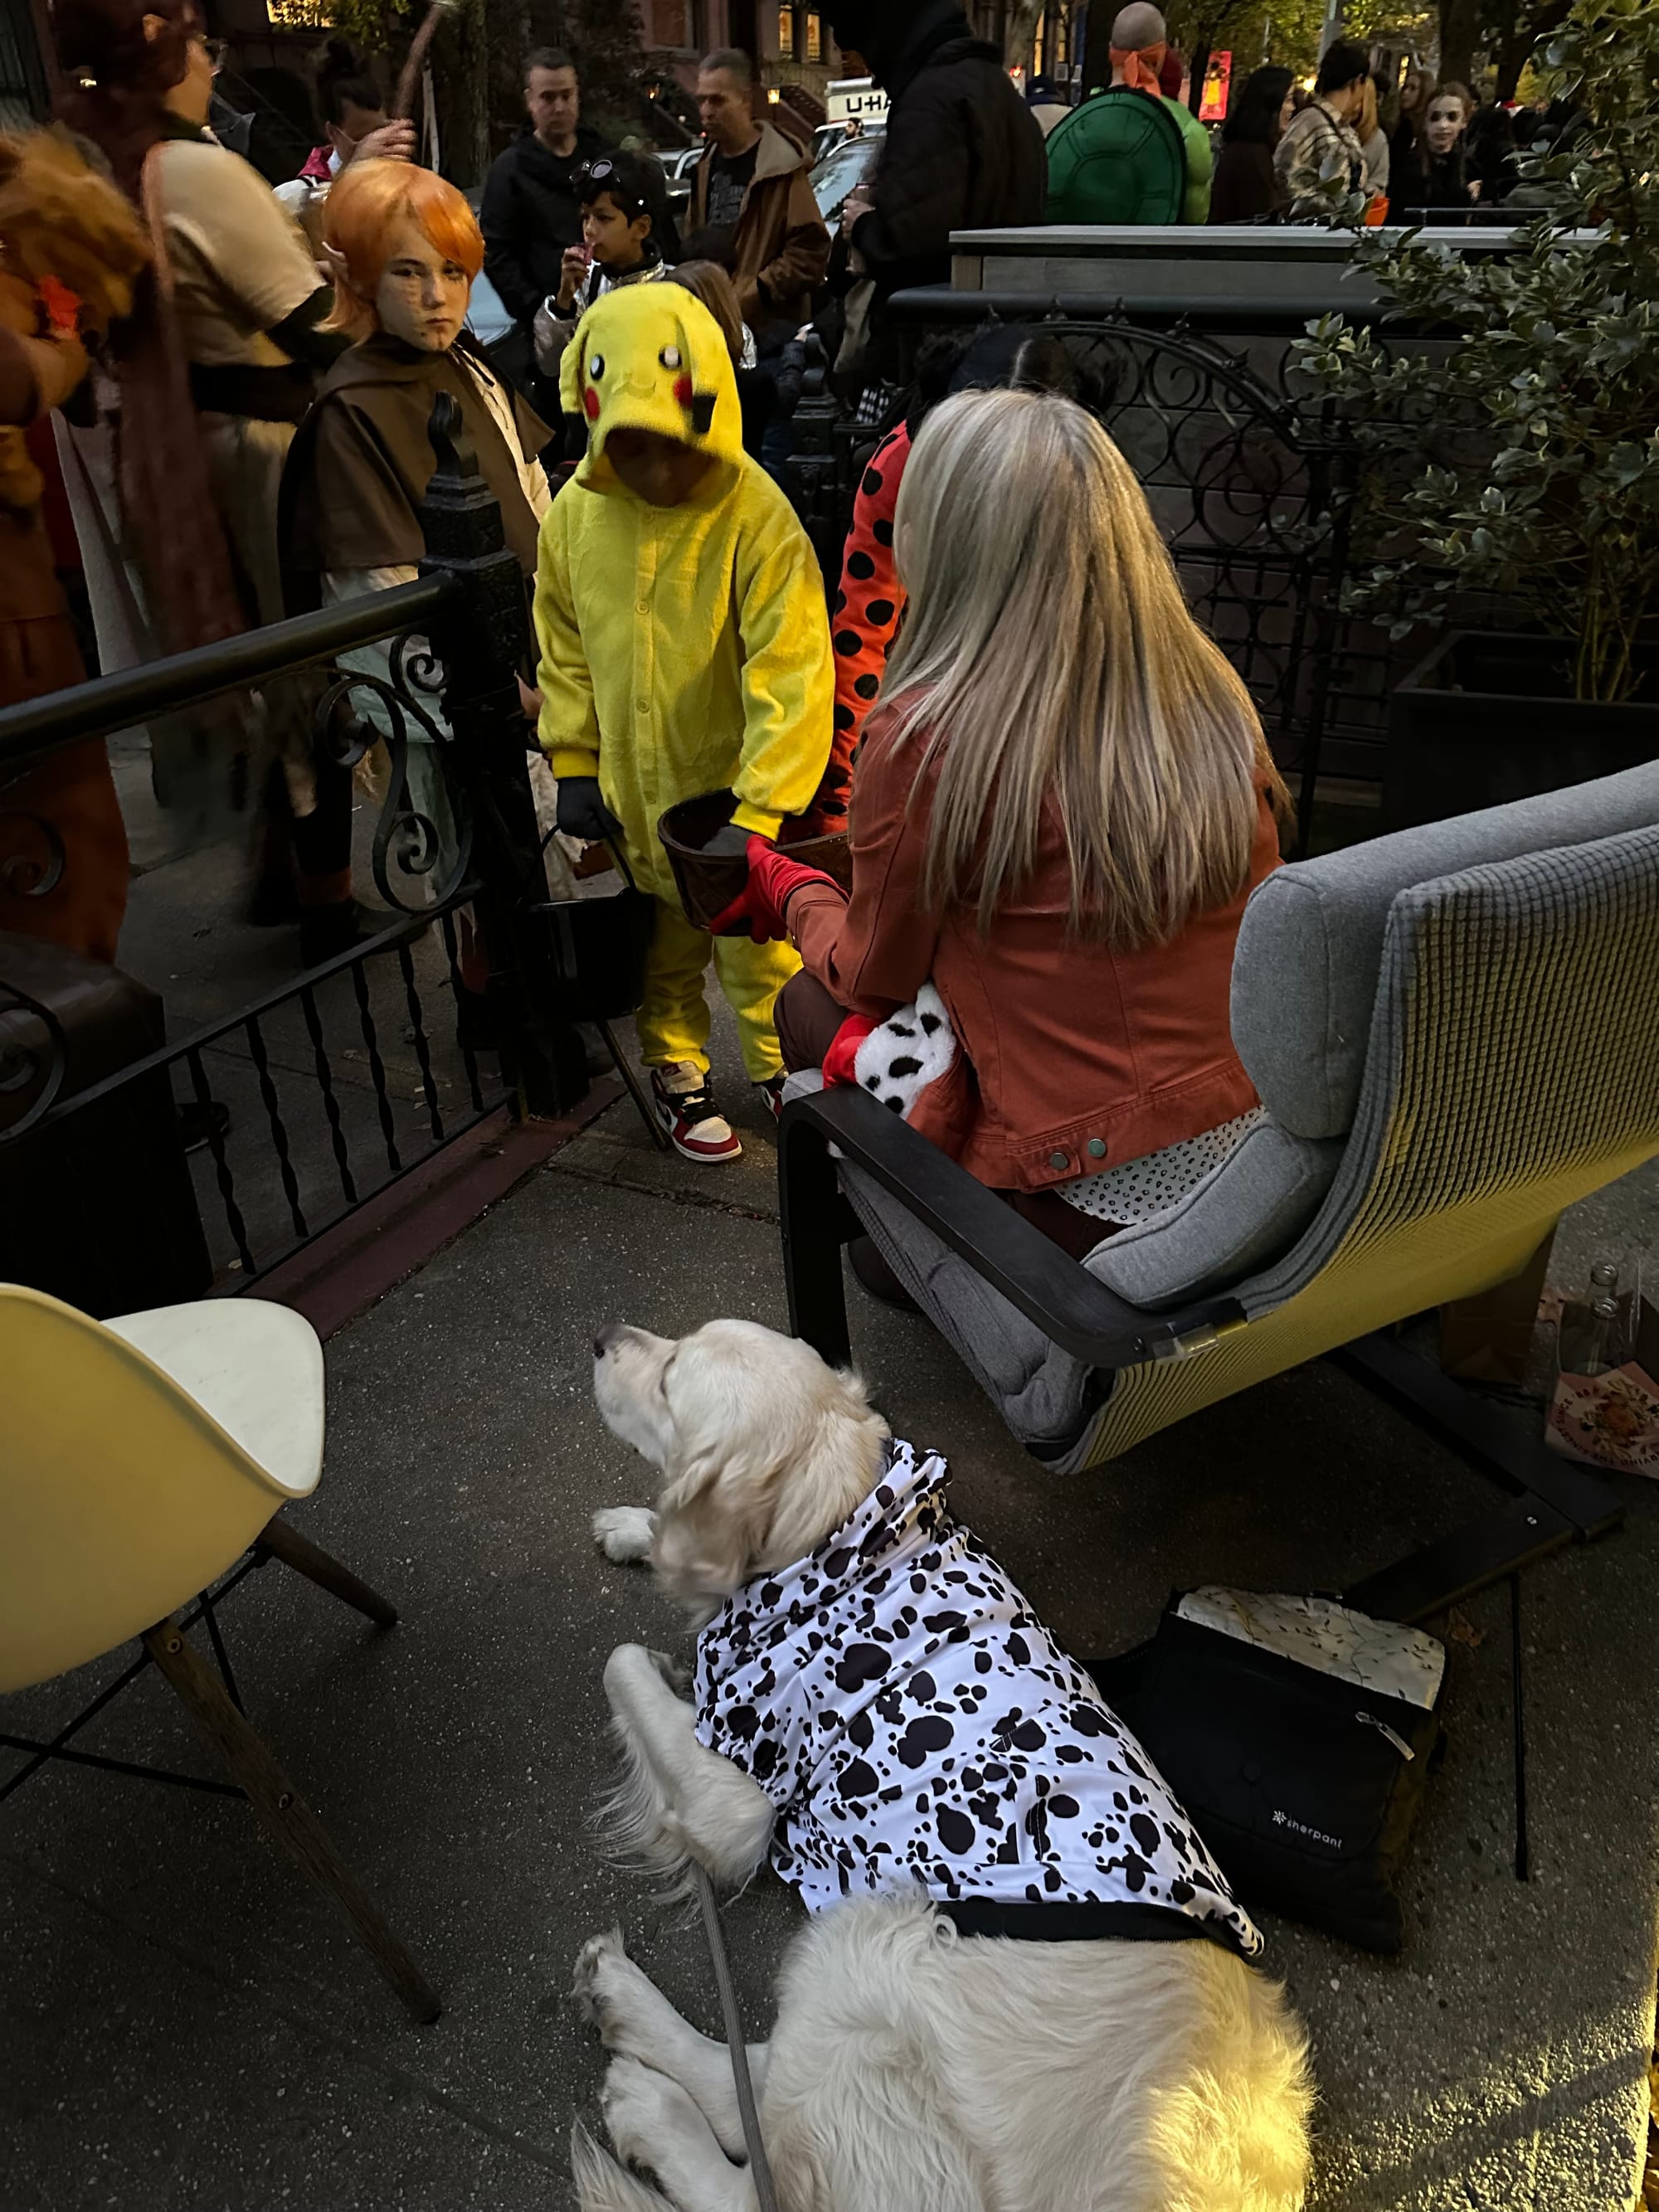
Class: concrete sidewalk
3,1014,1657,2211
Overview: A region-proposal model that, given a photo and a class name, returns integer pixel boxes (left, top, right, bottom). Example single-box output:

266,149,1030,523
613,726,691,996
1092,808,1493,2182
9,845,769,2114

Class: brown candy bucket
658,790,852,932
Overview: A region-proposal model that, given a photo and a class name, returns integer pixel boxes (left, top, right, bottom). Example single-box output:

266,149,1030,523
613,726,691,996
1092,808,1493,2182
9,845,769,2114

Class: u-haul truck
825,76,890,129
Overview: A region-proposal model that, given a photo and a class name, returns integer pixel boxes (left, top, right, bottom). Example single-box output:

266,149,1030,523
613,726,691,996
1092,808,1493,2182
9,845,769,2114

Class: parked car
662,141,703,220
809,127,883,235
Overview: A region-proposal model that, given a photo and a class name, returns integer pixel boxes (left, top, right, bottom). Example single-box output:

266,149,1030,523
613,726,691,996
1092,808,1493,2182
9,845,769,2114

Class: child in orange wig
280,162,572,997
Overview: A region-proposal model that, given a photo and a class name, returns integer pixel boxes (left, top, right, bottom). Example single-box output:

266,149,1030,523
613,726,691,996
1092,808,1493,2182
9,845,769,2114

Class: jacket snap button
1048,1150,1068,1171
1087,1137,1107,1159
636,698,649,714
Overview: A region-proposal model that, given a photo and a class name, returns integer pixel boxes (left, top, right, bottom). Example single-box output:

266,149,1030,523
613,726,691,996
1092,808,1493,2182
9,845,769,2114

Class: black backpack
1090,1591,1447,1954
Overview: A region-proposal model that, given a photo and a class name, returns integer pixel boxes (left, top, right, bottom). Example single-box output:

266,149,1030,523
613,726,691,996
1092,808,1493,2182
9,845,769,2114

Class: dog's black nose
594,1322,621,1359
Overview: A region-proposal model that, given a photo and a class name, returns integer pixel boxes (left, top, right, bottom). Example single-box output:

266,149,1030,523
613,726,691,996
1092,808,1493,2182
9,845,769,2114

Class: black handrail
0,574,457,768
884,286,1401,330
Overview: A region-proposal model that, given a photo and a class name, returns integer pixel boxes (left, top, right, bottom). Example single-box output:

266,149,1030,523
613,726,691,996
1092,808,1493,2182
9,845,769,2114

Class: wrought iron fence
0,398,591,1311
793,309,1360,839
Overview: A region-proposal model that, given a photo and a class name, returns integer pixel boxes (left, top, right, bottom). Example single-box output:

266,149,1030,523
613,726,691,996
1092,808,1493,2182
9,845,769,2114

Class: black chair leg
781,1108,854,1368
255,1513,398,1628
596,1018,671,1151
1335,1330,1623,1624
143,1616,441,2023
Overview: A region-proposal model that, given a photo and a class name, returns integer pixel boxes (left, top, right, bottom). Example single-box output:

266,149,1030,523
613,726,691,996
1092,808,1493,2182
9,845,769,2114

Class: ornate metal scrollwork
999,315,1354,756
389,628,446,699
0,979,69,1141
0,801,66,902
312,659,474,916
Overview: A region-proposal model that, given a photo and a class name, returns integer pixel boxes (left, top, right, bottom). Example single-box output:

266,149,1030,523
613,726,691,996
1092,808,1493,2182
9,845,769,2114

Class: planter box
1385,631,1658,831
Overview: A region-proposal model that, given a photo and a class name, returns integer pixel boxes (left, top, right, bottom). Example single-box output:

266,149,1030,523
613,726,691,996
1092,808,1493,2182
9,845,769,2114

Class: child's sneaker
650,1062,742,1163
758,1074,786,1122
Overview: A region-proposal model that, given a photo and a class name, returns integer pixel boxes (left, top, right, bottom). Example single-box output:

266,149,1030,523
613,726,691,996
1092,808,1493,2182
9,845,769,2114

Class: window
778,3,795,57
805,10,822,60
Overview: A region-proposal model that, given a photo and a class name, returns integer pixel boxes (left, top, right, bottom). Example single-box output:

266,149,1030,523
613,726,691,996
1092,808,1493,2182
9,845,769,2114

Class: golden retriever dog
575,1318,1312,2212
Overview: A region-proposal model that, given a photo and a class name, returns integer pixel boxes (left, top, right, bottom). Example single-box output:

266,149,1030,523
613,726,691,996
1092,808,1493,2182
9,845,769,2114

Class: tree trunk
1005,0,1044,80
1188,41,1210,112
1080,0,1113,94
1438,0,1481,87
1495,0,1569,98
429,2,486,185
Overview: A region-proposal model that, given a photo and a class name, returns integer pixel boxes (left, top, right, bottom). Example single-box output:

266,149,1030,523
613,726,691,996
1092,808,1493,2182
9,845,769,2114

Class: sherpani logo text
1272,1810,1343,1849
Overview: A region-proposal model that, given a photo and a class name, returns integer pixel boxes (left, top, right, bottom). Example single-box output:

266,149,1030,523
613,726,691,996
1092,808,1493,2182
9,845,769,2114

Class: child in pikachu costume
533,284,833,1163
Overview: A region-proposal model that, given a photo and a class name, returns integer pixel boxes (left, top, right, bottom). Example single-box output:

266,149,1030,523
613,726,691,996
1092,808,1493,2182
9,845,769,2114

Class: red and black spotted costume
815,421,910,831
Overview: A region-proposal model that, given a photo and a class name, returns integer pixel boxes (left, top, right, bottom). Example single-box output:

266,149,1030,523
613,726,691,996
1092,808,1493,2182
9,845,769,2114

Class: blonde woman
718,386,1288,1262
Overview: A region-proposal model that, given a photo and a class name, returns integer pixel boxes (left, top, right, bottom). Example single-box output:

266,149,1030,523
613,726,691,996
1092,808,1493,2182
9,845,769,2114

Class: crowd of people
1037,7,1559,229
0,0,1556,1235
1208,44,1546,224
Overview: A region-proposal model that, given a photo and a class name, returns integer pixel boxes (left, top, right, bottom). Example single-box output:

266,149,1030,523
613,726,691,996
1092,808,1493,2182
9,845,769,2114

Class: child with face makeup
533,283,833,1161
1394,82,1478,209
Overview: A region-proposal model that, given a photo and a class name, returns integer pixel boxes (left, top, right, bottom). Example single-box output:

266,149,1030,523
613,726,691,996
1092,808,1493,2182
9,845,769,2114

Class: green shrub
1295,0,1659,702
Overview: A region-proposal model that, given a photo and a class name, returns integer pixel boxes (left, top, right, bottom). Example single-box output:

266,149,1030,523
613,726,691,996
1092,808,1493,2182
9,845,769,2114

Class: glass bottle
1558,1259,1633,1379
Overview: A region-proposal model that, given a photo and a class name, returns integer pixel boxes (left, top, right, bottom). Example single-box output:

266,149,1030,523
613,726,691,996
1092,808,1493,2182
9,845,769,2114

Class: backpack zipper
1355,1709,1414,1759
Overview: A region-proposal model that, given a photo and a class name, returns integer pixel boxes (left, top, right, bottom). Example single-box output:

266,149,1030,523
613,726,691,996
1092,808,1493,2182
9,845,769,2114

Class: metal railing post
416,392,587,1119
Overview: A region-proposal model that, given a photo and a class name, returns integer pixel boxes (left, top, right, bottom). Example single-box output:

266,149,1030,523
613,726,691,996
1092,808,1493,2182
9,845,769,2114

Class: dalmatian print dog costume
695,1439,1262,1960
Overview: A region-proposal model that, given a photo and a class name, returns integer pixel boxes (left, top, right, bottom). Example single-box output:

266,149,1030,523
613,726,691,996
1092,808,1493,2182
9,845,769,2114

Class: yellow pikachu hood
559,284,742,492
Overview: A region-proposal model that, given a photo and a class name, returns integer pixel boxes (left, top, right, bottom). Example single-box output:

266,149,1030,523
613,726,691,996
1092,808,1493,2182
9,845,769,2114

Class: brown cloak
280,333,551,602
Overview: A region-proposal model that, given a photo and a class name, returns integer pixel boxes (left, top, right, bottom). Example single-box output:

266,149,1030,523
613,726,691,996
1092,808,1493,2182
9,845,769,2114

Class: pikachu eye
659,345,682,369
587,352,605,379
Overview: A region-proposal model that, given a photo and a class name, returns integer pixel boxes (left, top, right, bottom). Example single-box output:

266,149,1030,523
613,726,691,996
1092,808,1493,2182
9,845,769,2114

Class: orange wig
322,159,484,340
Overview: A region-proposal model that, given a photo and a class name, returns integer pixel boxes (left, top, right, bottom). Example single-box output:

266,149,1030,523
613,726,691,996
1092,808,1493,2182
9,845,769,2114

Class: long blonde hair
1357,74,1380,143
883,388,1285,947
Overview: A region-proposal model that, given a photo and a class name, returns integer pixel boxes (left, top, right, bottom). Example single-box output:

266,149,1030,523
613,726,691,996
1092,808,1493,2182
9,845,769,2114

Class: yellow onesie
533,285,833,1083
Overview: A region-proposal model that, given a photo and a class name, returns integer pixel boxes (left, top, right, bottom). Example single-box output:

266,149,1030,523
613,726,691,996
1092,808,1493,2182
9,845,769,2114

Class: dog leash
693,1862,782,2212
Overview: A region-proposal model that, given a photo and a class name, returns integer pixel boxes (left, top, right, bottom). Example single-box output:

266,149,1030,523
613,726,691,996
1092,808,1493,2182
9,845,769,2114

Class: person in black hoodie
826,0,1045,388
479,47,679,405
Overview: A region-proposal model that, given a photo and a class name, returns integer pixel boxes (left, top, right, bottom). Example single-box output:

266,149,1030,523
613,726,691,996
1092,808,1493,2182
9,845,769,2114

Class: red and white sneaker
758,1074,786,1122
650,1062,742,1163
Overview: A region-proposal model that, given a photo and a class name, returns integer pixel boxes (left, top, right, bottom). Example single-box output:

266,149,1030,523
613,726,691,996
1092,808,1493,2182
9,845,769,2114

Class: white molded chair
0,1285,440,2022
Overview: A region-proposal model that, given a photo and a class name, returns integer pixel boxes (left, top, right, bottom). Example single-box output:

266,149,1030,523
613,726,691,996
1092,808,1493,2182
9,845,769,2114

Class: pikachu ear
684,295,729,392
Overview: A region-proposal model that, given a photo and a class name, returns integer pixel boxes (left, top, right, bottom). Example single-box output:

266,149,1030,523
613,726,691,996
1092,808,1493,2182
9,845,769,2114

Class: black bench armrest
778,1084,1244,1370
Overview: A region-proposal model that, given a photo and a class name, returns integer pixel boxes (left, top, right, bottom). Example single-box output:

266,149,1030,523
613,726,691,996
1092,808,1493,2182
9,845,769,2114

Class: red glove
821,1014,877,1088
708,834,842,941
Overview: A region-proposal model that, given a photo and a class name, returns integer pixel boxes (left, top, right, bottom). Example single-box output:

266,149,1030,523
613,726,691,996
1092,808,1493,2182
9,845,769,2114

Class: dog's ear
652,1364,888,1603
653,1443,776,1602
761,1364,889,1570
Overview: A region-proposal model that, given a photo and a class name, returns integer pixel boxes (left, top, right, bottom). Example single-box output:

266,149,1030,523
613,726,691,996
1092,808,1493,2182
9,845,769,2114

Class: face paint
374,216,469,352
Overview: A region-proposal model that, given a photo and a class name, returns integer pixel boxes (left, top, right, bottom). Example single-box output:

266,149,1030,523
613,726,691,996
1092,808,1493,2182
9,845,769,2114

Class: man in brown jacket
688,47,830,343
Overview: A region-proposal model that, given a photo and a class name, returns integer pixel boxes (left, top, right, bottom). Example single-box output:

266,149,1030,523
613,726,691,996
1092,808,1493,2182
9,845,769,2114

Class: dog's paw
600,2055,703,2171
644,1647,693,1695
592,1505,655,1563
572,1926,630,2025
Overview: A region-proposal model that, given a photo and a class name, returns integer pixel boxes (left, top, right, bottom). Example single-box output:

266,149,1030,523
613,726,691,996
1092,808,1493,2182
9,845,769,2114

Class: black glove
555,777,623,843
701,820,769,859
